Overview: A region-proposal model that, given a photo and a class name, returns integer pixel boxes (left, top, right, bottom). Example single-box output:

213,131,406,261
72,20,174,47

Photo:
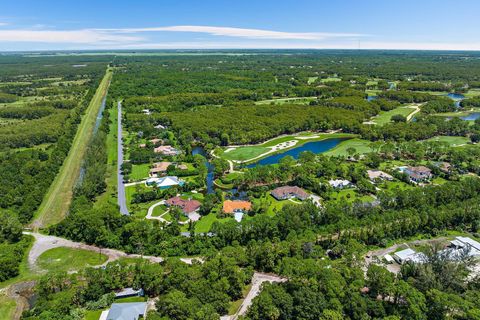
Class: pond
245,138,348,168
367,96,378,102
192,146,215,194
460,112,480,121
446,93,465,108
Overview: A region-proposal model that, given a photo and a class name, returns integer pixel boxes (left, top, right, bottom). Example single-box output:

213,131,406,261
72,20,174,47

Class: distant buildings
328,179,353,189
154,145,180,156
367,170,393,182
100,302,147,320
271,186,309,201
403,166,432,183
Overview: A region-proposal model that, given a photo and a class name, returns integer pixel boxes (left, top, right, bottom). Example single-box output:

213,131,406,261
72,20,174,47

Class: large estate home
271,186,309,201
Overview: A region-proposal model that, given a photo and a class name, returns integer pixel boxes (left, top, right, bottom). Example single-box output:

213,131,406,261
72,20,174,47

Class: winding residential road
117,101,129,215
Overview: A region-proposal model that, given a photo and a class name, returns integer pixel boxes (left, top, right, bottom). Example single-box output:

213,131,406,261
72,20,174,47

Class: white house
156,176,183,189
328,179,353,189
367,170,393,182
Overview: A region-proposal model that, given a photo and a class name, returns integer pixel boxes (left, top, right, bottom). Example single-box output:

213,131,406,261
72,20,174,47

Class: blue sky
0,0,479,51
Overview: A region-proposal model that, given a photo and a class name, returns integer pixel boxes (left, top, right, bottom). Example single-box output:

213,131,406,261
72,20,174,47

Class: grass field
37,247,108,273
0,295,16,320
425,136,470,146
370,106,417,125
320,77,341,83
95,103,118,207
307,76,318,84
218,132,356,162
33,68,112,229
324,138,373,157
464,89,480,98
131,163,150,180
152,204,168,217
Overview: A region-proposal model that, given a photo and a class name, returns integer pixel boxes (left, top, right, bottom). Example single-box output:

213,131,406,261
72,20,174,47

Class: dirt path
224,272,287,320
24,232,199,270
406,104,422,121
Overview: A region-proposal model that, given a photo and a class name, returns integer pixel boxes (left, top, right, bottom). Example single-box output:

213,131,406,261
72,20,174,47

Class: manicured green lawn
380,180,414,191
464,89,480,98
425,136,470,146
84,310,103,320
131,163,150,180
320,77,341,83
328,189,374,204
152,204,167,217
325,138,373,157
0,295,16,320
370,106,417,125
37,247,108,273
307,77,318,84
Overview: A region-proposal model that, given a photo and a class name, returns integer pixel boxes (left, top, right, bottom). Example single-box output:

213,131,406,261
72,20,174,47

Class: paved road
117,101,129,215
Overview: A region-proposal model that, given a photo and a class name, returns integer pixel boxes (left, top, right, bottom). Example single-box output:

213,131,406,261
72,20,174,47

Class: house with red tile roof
165,196,201,214
222,200,252,214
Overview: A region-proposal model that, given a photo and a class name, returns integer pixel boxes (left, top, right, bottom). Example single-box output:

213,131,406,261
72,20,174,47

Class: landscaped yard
152,204,168,217
37,247,108,273
324,138,372,157
330,189,375,204
130,163,150,180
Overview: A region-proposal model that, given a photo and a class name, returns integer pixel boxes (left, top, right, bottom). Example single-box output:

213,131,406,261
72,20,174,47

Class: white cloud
0,29,142,43
103,25,364,40
0,22,8,26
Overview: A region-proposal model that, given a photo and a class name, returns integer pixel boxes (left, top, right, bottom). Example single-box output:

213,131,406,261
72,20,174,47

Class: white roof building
328,179,352,189
156,176,181,188
393,248,426,264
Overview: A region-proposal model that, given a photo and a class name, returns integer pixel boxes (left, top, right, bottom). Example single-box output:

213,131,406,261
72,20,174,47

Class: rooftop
105,302,147,320
271,186,309,200
223,200,252,214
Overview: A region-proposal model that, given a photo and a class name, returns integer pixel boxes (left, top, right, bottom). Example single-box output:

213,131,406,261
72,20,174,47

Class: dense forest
3,51,480,320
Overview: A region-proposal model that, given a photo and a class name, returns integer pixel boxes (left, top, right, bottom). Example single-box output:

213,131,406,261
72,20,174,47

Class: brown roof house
404,166,432,183
367,170,393,182
149,162,172,177
165,196,201,221
435,162,452,174
271,186,309,201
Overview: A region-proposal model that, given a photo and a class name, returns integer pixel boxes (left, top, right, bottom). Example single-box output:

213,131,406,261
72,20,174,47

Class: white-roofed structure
328,179,353,189
156,176,183,189
393,248,426,264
